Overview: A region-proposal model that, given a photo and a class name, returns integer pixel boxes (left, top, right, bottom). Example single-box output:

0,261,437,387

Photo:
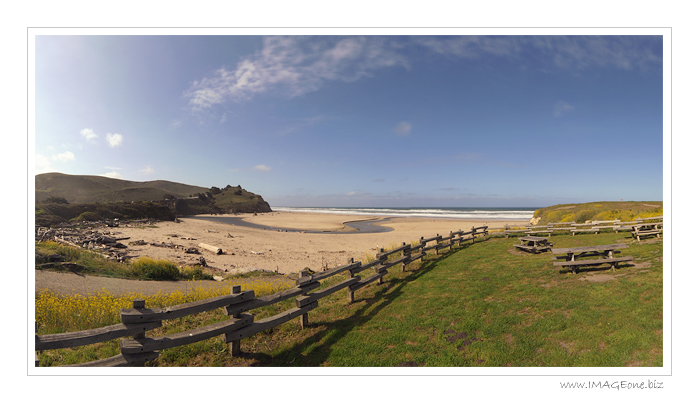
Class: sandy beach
84,212,528,276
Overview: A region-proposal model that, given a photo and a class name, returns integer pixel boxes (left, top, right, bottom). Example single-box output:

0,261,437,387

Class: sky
33,33,665,208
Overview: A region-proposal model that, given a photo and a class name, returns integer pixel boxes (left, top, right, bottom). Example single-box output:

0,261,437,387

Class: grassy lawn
36,231,663,367
232,232,662,367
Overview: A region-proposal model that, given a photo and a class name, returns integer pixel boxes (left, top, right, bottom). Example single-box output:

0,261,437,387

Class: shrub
574,210,595,223
44,196,69,204
74,211,102,222
180,265,214,281
130,257,180,280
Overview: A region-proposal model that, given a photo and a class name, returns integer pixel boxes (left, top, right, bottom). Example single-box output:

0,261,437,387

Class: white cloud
184,36,409,112
553,101,575,116
139,165,154,175
106,133,123,147
252,164,272,172
80,128,98,142
51,151,75,162
103,171,123,179
393,121,412,136
35,153,52,174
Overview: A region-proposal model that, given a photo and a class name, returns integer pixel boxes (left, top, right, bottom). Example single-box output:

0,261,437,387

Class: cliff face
171,195,272,216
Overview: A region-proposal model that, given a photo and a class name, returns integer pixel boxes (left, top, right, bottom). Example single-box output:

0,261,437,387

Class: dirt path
34,269,289,296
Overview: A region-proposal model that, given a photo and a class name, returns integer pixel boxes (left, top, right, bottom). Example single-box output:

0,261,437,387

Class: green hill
35,173,272,226
532,201,663,224
35,173,210,203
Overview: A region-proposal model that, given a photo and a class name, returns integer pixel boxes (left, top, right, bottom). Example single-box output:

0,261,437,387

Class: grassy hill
35,173,210,203
532,201,663,224
35,173,272,226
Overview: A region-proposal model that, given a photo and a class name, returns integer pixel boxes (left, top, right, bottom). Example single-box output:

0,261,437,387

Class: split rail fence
35,226,489,367
498,216,663,238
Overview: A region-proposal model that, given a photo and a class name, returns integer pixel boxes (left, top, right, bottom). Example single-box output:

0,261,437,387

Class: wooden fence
498,216,663,238
35,226,489,367
35,216,663,367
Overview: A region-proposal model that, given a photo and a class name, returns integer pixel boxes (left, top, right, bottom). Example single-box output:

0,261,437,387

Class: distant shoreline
269,206,537,221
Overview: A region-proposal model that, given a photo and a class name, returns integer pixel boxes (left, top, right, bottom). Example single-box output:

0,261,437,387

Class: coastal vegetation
35,230,662,367
35,241,213,281
532,201,663,225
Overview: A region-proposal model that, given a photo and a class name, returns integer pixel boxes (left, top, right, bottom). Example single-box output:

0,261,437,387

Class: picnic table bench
550,243,633,274
514,236,553,253
631,223,663,241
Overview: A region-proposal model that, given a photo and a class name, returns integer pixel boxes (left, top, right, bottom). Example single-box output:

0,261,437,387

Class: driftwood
198,243,223,255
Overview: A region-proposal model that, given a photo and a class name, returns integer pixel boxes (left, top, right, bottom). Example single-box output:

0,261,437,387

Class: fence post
299,270,310,329
377,248,385,285
132,299,146,339
131,298,146,366
401,242,408,272
227,285,242,357
435,234,440,255
419,237,425,261
35,321,39,367
347,258,355,303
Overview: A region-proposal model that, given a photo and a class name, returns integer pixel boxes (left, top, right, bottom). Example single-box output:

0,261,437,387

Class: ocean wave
271,207,535,220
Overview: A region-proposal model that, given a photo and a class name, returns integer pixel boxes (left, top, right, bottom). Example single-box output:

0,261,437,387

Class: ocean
270,207,538,221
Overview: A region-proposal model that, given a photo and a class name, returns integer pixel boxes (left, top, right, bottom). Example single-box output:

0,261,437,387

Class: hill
35,173,272,226
35,173,210,203
532,201,663,225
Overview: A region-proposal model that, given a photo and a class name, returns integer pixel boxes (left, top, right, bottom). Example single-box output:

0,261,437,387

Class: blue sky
33,33,664,208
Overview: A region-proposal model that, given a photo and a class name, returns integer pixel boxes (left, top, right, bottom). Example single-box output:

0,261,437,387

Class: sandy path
34,269,291,296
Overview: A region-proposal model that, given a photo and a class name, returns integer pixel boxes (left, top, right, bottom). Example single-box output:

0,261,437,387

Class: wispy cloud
553,100,575,116
183,35,661,115
106,133,123,147
139,165,154,175
184,36,409,112
52,151,75,162
80,128,98,142
103,171,123,179
393,121,412,136
531,36,662,71
417,36,662,72
415,36,522,59
252,164,272,172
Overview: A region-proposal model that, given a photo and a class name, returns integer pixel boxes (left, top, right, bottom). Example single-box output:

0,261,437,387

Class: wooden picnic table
514,236,552,253
631,223,663,241
550,243,633,274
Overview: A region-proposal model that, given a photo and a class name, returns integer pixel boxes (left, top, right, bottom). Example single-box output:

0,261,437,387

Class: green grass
220,232,662,367
36,231,663,367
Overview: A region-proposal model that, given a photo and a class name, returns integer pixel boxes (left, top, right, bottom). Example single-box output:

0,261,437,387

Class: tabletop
550,244,628,255
519,236,549,242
